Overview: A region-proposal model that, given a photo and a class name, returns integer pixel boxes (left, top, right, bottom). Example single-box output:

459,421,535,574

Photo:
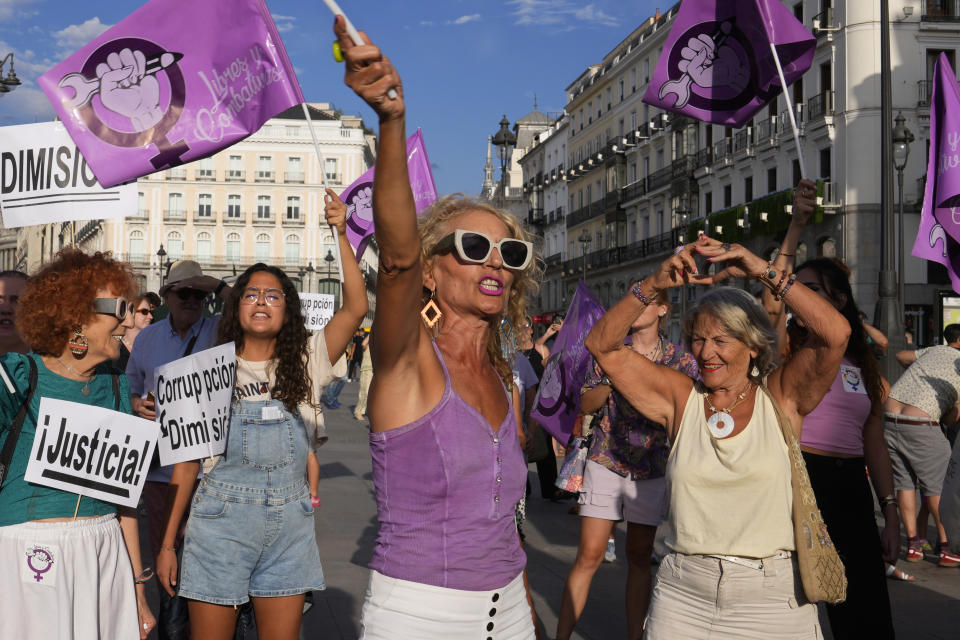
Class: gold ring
332,41,344,63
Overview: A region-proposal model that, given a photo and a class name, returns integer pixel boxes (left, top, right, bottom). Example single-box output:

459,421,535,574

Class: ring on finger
721,242,732,251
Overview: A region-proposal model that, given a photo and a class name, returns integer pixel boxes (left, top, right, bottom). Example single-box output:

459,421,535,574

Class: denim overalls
178,398,325,605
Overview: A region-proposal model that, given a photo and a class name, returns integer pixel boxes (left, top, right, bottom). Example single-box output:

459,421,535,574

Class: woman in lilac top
337,20,541,639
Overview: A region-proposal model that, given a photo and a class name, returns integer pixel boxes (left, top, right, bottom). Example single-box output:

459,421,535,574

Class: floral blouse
584,337,699,480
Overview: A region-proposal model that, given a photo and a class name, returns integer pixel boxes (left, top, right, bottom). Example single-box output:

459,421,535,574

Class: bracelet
134,567,155,584
630,279,656,306
775,273,798,301
160,546,176,553
878,494,897,512
778,252,795,257
311,496,322,507
757,261,780,288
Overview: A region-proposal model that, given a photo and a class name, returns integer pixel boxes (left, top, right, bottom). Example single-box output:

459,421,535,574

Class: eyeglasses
240,287,285,306
175,288,208,301
431,229,533,270
136,308,153,316
93,297,130,320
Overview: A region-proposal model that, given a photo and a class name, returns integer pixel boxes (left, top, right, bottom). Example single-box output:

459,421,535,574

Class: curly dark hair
217,264,313,413
790,258,884,407
17,249,135,355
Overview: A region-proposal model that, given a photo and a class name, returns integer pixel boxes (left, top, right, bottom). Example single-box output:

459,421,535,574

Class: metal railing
713,138,733,162
163,209,186,220
565,202,604,228
226,170,245,182
193,210,216,222
647,165,673,191
285,171,304,183
255,170,274,182
196,169,215,180
621,178,646,203
166,168,186,180
695,147,712,168
807,91,834,120
922,0,960,20
253,213,274,225
756,116,777,143
733,128,752,153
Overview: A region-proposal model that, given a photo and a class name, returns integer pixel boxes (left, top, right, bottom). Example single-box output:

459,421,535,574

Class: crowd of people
2,19,960,640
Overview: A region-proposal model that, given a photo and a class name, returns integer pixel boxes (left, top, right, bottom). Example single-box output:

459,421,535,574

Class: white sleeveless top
664,385,794,558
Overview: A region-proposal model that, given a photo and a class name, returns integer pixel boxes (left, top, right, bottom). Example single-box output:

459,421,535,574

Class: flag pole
769,42,808,180
301,103,346,306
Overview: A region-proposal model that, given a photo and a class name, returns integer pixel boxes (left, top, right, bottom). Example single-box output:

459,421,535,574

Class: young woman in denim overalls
156,192,368,640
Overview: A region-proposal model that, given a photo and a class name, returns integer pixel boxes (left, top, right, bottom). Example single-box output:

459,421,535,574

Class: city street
143,380,960,639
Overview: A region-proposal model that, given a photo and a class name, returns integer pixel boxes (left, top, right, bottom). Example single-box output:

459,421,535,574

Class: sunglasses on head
431,229,533,271
93,297,129,320
176,288,208,301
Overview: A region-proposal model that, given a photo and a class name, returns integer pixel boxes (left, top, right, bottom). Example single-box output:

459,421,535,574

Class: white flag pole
321,0,398,100
0,364,14,394
301,103,346,303
769,41,808,180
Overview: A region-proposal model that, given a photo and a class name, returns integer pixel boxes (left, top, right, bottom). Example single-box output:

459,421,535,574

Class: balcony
226,170,245,182
918,80,933,107
284,213,305,227
545,253,562,268
566,202,604,228
255,170,274,183
285,171,304,184
253,213,274,226
163,209,186,221
779,105,805,137
166,168,186,180
196,169,215,180
224,211,244,225
193,210,216,224
647,165,673,192
695,147,713,169
713,138,733,163
807,91,834,120
127,253,149,266
618,231,678,263
755,116,778,145
621,178,646,203
527,207,545,226
733,128,753,155
922,0,960,21
812,7,836,36
130,208,149,220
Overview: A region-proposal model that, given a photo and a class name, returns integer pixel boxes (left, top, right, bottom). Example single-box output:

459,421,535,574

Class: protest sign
36,0,303,188
300,293,336,331
0,121,136,228
24,398,158,508
154,342,235,466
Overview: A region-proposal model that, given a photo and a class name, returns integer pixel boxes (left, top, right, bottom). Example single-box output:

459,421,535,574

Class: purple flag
643,0,814,127
340,129,438,261
37,0,303,188
530,282,606,444
913,53,960,292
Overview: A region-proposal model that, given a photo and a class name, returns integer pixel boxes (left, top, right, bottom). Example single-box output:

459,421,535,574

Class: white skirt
0,514,138,640
361,570,535,639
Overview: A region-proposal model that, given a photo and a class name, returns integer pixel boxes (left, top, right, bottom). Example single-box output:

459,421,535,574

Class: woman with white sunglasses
337,18,542,639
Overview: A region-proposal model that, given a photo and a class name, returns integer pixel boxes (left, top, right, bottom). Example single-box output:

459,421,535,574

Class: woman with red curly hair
0,249,155,639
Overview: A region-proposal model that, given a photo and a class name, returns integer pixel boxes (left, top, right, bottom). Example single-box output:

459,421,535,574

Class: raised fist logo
679,33,749,94
95,48,163,131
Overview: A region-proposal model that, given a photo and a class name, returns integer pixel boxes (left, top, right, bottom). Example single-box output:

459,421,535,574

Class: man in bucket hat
126,259,229,638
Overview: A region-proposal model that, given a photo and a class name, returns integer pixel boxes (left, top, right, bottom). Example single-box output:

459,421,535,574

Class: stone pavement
143,381,960,639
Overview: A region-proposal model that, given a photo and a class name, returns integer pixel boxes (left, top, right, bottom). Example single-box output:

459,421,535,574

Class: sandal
885,565,916,581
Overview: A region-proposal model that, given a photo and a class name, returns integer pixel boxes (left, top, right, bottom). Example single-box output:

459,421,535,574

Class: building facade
521,0,960,346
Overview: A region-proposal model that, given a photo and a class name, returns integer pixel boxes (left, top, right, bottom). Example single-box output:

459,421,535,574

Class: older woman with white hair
586,226,850,639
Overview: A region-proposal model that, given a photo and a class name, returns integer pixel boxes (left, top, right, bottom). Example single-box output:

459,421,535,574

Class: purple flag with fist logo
530,282,606,444
340,129,438,261
37,0,303,188
643,0,814,127
913,53,960,293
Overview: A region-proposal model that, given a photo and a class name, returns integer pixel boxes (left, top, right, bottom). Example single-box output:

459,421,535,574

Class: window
197,193,212,218
228,155,243,180
792,160,801,186
128,230,144,261
618,79,624,102
286,196,301,221
630,68,636,93
285,126,300,137
226,233,241,261
255,233,271,261
286,156,303,183
723,184,732,208
820,147,832,179
196,232,212,261
744,176,753,203
642,59,650,84
197,157,214,179
767,167,777,193
284,234,300,266
656,209,664,235
818,237,837,258
167,232,183,260
257,195,271,220
325,158,339,182
138,192,146,216
227,194,241,219
257,155,273,181
704,191,713,215
793,2,802,20
167,193,183,217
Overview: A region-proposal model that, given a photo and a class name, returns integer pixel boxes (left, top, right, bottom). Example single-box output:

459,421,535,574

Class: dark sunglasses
93,297,130,320
135,308,153,316
176,288,208,301
431,229,533,270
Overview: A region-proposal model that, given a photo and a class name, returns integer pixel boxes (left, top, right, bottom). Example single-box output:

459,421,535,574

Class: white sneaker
603,538,616,563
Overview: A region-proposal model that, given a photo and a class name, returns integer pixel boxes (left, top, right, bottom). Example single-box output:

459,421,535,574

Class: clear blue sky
0,0,664,196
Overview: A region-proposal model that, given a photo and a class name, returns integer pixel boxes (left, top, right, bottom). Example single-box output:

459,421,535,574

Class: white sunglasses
431,229,533,270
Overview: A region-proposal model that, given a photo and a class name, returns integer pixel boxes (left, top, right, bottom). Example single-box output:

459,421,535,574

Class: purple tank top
368,343,527,590
800,357,872,456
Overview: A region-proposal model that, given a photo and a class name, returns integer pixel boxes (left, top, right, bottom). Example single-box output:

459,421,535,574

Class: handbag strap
757,383,818,510
0,357,38,489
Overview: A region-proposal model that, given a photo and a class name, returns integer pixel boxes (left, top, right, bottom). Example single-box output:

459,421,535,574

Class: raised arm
585,247,702,438
534,321,561,360
321,188,369,363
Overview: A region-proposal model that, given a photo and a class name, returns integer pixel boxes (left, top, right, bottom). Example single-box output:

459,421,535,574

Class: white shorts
361,570,534,639
578,459,667,525
0,514,138,640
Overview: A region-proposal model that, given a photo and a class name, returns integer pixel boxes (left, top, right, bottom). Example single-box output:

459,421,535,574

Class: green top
0,353,132,526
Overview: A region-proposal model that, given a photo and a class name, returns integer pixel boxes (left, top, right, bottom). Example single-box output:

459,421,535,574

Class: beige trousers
645,552,823,639
355,367,373,418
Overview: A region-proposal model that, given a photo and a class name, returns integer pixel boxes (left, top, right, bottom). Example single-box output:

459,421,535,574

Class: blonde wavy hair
418,194,543,386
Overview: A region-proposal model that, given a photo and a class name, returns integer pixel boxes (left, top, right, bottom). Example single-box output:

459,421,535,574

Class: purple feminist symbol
25,547,54,582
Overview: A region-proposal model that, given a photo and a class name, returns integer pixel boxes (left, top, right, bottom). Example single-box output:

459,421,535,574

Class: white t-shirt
234,331,339,451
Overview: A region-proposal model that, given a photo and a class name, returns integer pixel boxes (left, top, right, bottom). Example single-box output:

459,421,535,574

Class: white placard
24,398,159,508
0,121,136,228
154,343,236,466
300,293,335,331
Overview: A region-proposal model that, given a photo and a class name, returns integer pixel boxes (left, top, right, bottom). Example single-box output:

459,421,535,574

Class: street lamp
577,228,592,281
0,53,22,96
156,244,167,288
298,261,314,293
491,115,516,207
893,111,914,341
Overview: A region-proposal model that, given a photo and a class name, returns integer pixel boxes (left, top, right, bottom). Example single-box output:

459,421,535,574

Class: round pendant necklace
57,357,93,396
704,382,753,438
